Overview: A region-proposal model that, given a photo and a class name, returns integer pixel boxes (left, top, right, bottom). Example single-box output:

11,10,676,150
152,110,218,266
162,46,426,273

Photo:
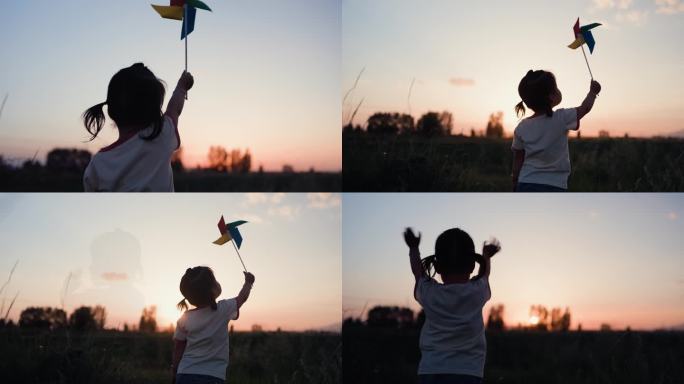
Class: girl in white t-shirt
82,63,194,192
511,70,601,192
172,267,255,384
404,227,501,384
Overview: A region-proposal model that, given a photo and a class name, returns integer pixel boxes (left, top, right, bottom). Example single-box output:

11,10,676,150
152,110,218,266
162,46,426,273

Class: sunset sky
0,0,340,171
0,193,341,331
343,193,684,330
343,0,684,137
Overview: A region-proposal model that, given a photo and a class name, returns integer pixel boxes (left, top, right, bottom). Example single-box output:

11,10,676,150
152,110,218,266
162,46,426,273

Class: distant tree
46,148,92,173
21,159,42,171
600,323,612,331
550,307,571,331
258,165,264,174
366,113,414,135
282,164,295,173
251,324,263,332
599,130,610,138
19,307,67,329
416,111,452,136
207,146,229,172
366,306,414,328
69,306,105,331
486,304,506,331
171,147,185,172
470,128,476,138
139,306,157,332
230,149,251,173
529,305,550,331
485,112,504,138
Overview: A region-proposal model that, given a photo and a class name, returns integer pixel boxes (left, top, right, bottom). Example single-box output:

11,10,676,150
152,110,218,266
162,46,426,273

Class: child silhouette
404,227,501,384
511,70,601,192
82,63,193,192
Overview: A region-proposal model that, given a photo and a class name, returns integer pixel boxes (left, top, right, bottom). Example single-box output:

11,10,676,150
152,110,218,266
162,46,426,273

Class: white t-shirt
83,115,179,192
174,298,240,380
415,276,491,377
511,108,579,189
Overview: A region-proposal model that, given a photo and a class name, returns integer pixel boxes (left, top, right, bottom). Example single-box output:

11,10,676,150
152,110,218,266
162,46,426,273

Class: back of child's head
177,266,218,311
515,70,557,118
422,228,479,277
83,63,166,141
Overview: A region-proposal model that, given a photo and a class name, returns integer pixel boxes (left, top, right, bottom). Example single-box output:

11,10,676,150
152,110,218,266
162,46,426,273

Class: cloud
449,77,475,87
591,0,633,10
307,193,341,209
655,0,684,14
235,213,264,224
267,205,300,219
615,9,649,25
244,193,285,206
101,272,128,281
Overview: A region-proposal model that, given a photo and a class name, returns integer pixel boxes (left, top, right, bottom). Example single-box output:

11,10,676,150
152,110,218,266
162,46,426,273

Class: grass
342,134,684,191
343,326,684,384
0,328,341,384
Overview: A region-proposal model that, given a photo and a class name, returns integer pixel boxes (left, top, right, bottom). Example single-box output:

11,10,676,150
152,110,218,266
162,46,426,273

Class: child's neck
440,273,471,284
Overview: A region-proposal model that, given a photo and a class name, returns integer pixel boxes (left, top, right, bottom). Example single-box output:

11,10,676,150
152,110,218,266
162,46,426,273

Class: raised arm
404,228,424,281
164,71,194,128
576,80,601,120
474,239,501,280
235,272,255,309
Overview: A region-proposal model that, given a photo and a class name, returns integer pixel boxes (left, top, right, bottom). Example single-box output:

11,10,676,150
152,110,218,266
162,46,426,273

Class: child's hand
178,71,194,91
244,271,255,285
482,238,501,258
590,80,601,96
403,227,421,249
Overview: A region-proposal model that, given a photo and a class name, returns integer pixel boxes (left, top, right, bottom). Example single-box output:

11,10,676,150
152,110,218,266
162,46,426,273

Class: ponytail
421,255,438,277
177,298,189,311
515,101,526,118
83,102,107,141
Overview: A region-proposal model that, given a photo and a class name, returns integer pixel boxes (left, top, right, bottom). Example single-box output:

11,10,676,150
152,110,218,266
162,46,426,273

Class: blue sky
0,193,341,331
0,0,340,170
343,0,684,137
343,193,684,330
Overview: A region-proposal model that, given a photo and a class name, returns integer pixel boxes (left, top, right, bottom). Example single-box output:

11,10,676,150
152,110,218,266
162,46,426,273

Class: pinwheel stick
231,241,248,272
184,5,189,99
581,45,593,80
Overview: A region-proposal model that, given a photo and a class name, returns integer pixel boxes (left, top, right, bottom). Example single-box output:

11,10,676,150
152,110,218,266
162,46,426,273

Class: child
172,267,255,384
404,227,501,384
82,63,194,192
511,70,601,192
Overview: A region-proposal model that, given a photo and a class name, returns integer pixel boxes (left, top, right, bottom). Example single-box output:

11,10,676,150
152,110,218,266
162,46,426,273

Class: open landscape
343,133,684,191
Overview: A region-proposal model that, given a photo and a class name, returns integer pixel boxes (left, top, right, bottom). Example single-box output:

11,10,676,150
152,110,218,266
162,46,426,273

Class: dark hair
83,63,166,141
422,228,478,277
177,266,218,311
515,70,557,118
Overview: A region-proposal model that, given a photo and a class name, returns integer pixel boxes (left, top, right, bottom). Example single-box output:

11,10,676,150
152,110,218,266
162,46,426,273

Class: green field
343,326,684,384
343,134,684,191
0,329,341,384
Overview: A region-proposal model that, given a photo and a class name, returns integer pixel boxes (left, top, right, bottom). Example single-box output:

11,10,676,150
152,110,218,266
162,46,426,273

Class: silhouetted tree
486,304,506,331
46,148,91,173
207,146,251,173
599,130,610,138
19,307,67,329
416,111,452,136
139,306,157,332
282,164,295,173
230,149,251,173
600,323,612,331
251,324,263,332
529,305,550,331
366,306,414,328
485,112,504,138
69,306,105,331
208,146,229,172
366,113,414,135
550,307,571,331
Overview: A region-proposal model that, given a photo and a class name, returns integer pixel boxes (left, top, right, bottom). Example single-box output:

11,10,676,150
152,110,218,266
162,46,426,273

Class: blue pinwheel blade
228,226,243,249
582,31,596,54
181,6,196,40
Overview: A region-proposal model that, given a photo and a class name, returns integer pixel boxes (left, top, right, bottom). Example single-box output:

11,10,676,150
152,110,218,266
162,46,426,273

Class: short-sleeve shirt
511,108,579,189
83,115,179,192
415,276,491,377
174,298,240,380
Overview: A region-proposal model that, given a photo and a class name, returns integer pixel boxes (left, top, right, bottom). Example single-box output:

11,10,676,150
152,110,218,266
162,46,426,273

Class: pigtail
177,298,189,311
515,101,526,118
421,255,437,277
83,102,107,141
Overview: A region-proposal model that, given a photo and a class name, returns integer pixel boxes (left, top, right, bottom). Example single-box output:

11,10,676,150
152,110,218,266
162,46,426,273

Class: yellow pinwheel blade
212,233,232,245
568,36,586,49
152,5,184,21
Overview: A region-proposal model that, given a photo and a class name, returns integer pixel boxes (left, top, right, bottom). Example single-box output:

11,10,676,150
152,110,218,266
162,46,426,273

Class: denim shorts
419,374,483,384
516,182,567,192
176,374,225,384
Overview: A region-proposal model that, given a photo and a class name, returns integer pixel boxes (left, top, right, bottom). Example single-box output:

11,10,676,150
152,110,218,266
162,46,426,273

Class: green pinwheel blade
187,0,212,12
580,23,601,32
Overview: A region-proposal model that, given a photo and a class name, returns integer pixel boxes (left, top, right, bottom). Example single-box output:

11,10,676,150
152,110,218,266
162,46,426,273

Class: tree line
343,110,505,138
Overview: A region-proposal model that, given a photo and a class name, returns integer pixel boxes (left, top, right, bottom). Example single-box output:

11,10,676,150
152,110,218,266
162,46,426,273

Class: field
343,326,684,384
343,134,684,191
0,329,341,384
0,169,341,192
